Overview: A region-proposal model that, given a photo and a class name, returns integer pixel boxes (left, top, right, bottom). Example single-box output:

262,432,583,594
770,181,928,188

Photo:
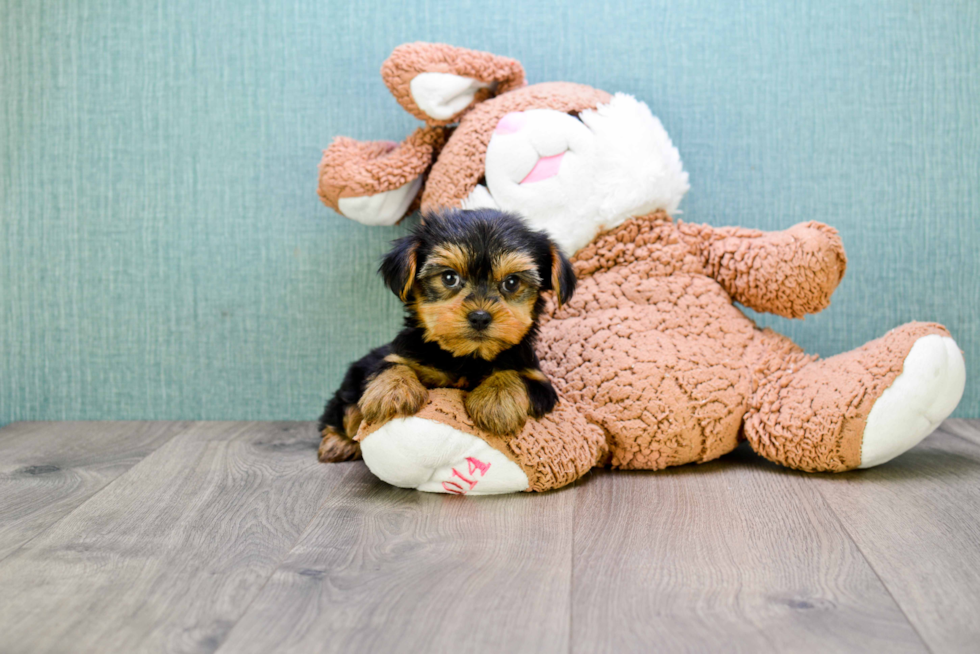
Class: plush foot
746,322,965,472
360,417,529,495
860,334,965,468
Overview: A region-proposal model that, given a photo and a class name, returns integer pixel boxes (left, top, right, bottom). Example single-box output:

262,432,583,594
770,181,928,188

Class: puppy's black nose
467,310,492,331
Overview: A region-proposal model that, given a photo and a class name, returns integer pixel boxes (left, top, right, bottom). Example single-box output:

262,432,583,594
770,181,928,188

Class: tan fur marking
358,364,429,423
318,426,361,462
465,370,531,435
426,243,469,278
485,298,534,352
493,251,537,282
400,244,418,301
416,293,534,360
384,353,469,388
521,368,548,382
550,245,566,307
342,405,363,439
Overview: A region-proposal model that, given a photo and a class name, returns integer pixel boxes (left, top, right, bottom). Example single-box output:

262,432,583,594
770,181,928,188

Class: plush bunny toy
318,42,966,495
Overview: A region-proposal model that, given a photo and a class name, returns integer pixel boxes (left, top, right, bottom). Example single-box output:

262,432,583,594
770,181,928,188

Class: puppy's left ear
548,245,576,308
379,234,420,301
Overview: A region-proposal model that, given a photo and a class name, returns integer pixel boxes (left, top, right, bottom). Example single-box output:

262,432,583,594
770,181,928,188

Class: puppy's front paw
359,365,429,424
465,370,531,435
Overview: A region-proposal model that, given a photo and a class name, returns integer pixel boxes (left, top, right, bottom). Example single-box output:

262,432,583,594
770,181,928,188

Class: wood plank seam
811,478,934,653
944,429,980,451
0,421,190,565
0,422,353,654
207,463,362,652
568,480,578,654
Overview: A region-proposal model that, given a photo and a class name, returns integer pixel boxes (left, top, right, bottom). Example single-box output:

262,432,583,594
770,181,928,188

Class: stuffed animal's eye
441,271,460,288
501,275,520,293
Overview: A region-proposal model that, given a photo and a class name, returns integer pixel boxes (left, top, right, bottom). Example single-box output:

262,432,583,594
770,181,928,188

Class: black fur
320,208,576,439
381,208,575,307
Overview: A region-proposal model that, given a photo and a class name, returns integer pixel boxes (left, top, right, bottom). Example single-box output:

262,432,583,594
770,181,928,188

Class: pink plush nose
494,112,526,135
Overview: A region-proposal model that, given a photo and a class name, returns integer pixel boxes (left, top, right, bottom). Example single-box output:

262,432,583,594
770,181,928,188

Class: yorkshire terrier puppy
317,208,577,463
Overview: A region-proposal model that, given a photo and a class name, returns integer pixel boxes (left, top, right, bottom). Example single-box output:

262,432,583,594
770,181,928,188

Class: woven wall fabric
1,0,976,422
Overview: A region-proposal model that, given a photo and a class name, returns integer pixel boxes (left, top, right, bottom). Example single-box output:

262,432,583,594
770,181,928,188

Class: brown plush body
541,212,944,473
318,43,965,493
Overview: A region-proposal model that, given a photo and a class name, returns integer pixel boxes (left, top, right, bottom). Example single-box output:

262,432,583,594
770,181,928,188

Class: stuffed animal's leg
744,322,965,472
355,389,607,494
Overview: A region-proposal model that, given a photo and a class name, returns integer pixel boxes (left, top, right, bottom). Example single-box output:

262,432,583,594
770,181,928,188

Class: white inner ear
337,176,422,226
410,73,489,120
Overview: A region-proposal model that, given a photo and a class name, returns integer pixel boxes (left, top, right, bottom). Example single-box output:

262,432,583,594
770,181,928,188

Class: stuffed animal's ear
379,233,420,301
382,43,525,125
318,127,445,226
548,245,576,308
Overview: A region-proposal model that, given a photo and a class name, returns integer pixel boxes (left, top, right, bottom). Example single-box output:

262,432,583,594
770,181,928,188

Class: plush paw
358,366,429,423
861,334,966,468
360,417,529,495
336,176,423,226
464,370,530,435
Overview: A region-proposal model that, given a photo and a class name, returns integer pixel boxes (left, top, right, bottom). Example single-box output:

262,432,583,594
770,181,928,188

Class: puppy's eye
501,275,521,294
441,271,460,288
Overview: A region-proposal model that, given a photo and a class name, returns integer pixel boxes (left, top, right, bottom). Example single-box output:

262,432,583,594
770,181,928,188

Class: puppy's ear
548,245,577,308
379,234,420,301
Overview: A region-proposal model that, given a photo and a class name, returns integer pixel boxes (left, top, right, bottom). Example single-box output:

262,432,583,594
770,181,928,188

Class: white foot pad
360,417,529,495
861,335,966,468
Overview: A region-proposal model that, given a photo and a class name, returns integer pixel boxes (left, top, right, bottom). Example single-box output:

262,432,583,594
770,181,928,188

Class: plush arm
694,221,847,318
317,126,445,226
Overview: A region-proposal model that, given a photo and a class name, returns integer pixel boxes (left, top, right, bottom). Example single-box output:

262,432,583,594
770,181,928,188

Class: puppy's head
380,208,576,360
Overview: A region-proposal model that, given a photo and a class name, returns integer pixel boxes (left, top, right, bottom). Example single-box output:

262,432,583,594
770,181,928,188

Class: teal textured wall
1,0,977,424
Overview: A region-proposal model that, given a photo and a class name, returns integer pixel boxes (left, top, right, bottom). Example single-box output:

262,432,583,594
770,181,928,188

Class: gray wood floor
1,420,978,654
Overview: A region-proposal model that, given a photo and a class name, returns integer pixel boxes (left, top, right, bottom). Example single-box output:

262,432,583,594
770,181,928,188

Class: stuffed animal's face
467,95,688,253
319,43,690,255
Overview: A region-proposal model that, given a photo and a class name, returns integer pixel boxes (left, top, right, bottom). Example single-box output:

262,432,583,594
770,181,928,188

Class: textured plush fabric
744,321,950,471
1,0,977,424
536,211,857,472
358,388,608,492
541,212,947,474
422,83,612,211
318,127,445,210
381,42,526,126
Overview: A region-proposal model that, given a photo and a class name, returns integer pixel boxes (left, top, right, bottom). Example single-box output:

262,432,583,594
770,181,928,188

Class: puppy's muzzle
467,310,492,331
